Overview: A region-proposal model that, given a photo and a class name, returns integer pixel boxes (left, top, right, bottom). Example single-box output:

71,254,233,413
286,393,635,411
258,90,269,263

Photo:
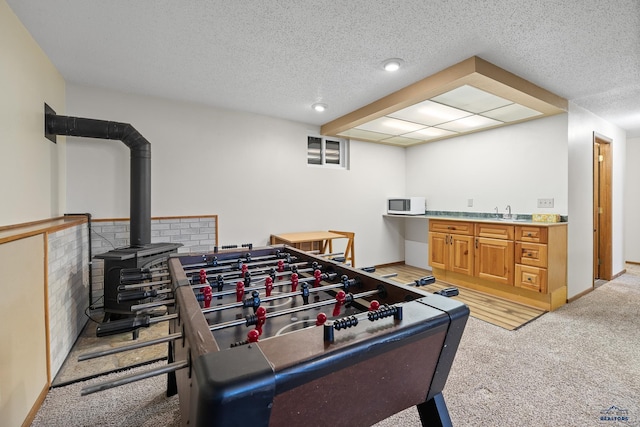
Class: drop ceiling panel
480,103,543,122
356,117,426,134
321,56,568,147
430,84,512,113
388,100,472,126
435,115,502,132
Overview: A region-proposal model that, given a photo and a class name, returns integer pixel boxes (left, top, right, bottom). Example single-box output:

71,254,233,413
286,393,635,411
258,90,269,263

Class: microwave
387,197,425,215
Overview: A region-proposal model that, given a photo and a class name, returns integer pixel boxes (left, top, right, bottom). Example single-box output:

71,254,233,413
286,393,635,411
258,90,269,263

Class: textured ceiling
7,0,640,137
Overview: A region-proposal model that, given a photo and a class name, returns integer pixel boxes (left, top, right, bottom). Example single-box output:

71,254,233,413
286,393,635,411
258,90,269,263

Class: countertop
383,212,568,226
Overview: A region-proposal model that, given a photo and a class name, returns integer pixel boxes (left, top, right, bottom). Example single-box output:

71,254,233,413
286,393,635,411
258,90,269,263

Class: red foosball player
202,285,213,308
290,273,299,292
265,277,274,297
254,306,267,336
313,269,322,287
333,290,347,317
369,300,380,311
316,313,327,326
236,281,245,303
277,260,285,279
247,329,260,344
199,269,207,284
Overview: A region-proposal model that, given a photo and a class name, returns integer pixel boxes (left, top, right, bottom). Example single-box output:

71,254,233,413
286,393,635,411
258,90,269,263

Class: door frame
593,132,613,281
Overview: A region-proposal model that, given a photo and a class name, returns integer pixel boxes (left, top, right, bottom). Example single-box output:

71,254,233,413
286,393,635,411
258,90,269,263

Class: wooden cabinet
474,223,514,286
429,221,473,276
428,219,567,311
513,225,565,299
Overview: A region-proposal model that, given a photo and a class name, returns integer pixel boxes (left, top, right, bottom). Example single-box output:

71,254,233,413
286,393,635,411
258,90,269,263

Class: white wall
567,102,626,297
65,84,406,267
405,114,569,215
401,114,569,269
625,137,640,263
0,0,66,226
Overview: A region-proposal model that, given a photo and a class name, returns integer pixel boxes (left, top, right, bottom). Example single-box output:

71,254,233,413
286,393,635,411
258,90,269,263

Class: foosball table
165,245,469,427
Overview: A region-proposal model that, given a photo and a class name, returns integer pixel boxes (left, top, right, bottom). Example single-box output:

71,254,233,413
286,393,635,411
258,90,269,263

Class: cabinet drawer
429,220,473,235
516,242,548,268
515,264,548,293
475,223,514,240
515,226,548,243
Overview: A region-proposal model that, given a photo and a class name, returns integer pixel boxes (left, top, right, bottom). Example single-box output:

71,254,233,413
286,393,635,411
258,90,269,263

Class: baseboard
611,269,627,280
374,261,406,268
568,287,593,303
21,382,49,427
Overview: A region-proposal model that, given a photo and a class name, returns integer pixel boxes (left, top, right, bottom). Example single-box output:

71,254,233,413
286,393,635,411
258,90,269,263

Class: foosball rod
118,279,171,291
209,288,383,332
80,360,189,396
95,313,178,337
179,249,279,270
187,258,307,276
78,332,183,361
190,261,309,282
193,264,319,289
201,281,345,314
203,271,336,299
117,287,172,303
182,253,299,273
130,299,175,311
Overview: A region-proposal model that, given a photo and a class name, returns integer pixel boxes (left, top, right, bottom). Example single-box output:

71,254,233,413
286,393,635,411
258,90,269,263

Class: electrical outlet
467,199,473,207
537,198,554,208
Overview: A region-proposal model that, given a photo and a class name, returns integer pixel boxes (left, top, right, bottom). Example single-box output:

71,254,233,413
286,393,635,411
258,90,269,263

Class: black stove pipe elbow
46,114,151,247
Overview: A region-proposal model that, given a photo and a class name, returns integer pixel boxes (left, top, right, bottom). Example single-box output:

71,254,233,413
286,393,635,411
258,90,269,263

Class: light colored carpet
32,272,640,427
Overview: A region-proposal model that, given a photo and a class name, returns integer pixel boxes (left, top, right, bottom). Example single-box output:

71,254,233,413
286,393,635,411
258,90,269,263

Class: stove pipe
46,114,151,247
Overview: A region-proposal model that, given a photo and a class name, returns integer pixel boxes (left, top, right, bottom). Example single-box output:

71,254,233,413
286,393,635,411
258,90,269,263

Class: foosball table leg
166,339,178,397
416,392,453,427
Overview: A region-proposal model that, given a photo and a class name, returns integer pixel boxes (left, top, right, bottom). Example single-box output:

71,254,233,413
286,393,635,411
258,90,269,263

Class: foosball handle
96,315,151,337
434,287,459,297
117,289,158,302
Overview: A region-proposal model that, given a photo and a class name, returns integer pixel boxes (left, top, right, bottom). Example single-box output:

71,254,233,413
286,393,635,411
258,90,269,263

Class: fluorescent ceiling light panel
481,103,543,122
381,136,424,145
356,117,425,135
436,115,502,132
337,128,391,141
432,85,512,113
388,100,472,126
403,127,458,140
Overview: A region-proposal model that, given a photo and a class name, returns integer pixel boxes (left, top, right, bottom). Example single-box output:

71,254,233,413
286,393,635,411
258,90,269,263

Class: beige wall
0,235,47,427
0,0,66,227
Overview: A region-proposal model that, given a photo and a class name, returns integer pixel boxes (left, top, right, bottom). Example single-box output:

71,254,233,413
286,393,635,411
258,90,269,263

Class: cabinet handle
527,277,532,281
475,238,478,249
527,233,532,237
527,253,533,257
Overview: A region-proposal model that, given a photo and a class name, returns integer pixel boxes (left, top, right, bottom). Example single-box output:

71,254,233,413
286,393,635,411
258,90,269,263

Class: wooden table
270,231,354,266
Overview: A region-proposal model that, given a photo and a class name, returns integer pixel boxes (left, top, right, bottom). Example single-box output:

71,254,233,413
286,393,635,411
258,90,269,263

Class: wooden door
593,134,612,281
474,237,514,286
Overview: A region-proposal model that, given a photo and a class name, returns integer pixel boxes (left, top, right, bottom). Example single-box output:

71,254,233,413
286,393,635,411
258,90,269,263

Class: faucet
503,205,512,219
494,207,499,218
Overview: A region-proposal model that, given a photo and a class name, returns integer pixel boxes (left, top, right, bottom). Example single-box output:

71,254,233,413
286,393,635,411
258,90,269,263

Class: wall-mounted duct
45,105,151,247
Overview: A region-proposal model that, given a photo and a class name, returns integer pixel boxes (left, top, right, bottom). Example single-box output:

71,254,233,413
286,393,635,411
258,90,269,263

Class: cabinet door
450,234,474,275
428,232,447,270
474,237,514,285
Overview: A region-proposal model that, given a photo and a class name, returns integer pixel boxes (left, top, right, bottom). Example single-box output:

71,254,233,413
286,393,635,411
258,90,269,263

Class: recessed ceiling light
383,58,403,72
312,103,327,112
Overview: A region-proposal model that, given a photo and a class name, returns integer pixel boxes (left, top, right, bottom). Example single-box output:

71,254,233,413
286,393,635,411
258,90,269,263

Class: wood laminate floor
374,263,546,330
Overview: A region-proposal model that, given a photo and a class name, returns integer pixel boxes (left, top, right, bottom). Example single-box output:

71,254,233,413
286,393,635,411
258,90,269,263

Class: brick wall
90,216,217,305
47,222,90,377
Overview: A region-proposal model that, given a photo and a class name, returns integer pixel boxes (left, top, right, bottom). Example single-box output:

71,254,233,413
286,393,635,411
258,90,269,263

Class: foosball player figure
236,281,245,303
313,269,322,287
265,276,274,297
